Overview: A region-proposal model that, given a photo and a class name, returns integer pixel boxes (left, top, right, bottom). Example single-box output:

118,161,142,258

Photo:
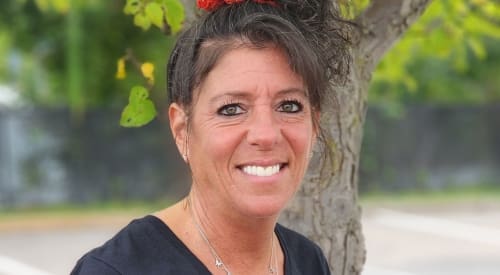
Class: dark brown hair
167,0,351,118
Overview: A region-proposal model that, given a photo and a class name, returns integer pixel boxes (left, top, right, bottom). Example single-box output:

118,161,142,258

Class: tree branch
356,0,432,72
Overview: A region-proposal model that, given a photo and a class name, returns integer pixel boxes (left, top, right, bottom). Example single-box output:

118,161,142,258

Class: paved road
0,226,119,275
363,205,500,275
1,205,499,275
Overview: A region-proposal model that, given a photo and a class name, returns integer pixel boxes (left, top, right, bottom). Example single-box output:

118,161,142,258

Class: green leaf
467,37,487,59
465,14,500,39
129,85,150,103
124,0,141,15
120,86,158,127
163,0,185,34
145,2,164,29
134,12,152,30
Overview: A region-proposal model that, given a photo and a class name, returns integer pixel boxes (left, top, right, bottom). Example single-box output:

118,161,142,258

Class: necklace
187,197,278,275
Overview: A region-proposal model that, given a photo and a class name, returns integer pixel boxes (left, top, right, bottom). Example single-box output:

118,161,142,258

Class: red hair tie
197,0,277,12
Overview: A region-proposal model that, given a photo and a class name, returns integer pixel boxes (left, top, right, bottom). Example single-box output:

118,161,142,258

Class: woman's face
171,46,317,218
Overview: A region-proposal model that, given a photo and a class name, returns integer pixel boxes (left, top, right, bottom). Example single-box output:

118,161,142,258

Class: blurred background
0,0,499,275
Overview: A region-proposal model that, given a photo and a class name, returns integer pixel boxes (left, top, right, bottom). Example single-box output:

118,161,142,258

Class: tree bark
279,0,432,274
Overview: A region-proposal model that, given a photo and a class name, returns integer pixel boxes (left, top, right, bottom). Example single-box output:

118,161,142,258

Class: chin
237,196,289,219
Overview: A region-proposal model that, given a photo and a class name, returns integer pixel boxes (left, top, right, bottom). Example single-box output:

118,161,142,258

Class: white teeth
242,164,281,177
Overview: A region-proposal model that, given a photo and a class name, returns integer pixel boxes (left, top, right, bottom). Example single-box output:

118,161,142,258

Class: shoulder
71,216,161,275
276,224,331,275
71,215,208,275
71,254,120,275
275,224,326,257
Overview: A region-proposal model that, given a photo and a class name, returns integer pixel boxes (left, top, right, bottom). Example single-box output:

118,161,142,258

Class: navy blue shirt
71,215,330,274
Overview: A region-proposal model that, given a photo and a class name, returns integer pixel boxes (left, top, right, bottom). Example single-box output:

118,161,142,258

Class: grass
360,184,500,208
0,200,171,231
1,186,499,229
0,200,165,216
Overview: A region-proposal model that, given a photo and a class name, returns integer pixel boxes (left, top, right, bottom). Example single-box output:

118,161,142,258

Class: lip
236,159,287,168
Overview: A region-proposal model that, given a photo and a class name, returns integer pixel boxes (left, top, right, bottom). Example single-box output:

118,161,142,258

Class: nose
246,107,281,150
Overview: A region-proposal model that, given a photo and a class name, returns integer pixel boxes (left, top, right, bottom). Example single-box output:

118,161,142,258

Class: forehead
195,46,306,100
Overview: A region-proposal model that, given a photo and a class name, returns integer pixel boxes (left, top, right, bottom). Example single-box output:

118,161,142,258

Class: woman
72,0,349,274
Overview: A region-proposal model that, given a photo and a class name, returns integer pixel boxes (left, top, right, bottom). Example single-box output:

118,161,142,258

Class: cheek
191,125,243,165
285,123,314,155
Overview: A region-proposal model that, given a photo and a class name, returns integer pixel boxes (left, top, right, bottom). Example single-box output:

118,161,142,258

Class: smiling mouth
239,164,286,177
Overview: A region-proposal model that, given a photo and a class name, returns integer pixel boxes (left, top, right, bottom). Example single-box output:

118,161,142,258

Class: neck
186,189,279,273
187,191,277,253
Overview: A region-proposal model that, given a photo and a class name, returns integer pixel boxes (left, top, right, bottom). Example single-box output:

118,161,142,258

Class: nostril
247,128,281,148
246,125,281,146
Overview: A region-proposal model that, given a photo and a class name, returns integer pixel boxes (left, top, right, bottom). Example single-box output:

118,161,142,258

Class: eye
217,103,245,116
277,100,303,113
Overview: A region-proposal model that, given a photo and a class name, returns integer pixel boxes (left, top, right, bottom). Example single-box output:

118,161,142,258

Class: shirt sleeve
316,245,331,275
70,255,121,275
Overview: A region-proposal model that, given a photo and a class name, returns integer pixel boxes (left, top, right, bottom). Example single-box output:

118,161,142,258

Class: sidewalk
362,201,500,275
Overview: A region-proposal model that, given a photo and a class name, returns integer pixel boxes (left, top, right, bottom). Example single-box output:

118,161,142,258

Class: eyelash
217,101,245,116
216,98,305,117
277,99,304,113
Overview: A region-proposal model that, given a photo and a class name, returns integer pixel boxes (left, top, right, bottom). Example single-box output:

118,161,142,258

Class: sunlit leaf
120,86,158,127
481,3,500,18
464,14,500,39
134,12,151,30
163,0,185,34
124,0,141,15
129,85,149,103
145,2,164,29
53,0,69,13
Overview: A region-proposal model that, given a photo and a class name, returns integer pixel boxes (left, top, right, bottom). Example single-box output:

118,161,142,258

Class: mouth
238,163,287,177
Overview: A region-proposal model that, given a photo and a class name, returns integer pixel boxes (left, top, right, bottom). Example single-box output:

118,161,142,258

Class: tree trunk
279,0,432,274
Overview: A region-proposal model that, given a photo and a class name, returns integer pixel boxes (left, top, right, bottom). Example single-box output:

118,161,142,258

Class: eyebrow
276,88,308,97
208,88,307,104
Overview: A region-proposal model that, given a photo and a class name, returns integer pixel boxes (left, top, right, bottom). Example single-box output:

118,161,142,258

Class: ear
169,103,189,162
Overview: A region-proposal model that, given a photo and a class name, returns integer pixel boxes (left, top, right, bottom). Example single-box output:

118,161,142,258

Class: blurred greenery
0,0,499,119
369,0,500,115
0,0,175,117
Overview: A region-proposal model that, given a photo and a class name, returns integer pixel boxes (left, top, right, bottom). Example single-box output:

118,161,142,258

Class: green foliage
0,31,13,82
118,0,185,127
0,0,174,114
123,0,185,33
120,85,157,127
2,0,499,125
370,0,500,112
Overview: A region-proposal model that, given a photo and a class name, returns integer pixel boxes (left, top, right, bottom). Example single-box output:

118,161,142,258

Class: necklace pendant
215,259,223,268
269,267,277,274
